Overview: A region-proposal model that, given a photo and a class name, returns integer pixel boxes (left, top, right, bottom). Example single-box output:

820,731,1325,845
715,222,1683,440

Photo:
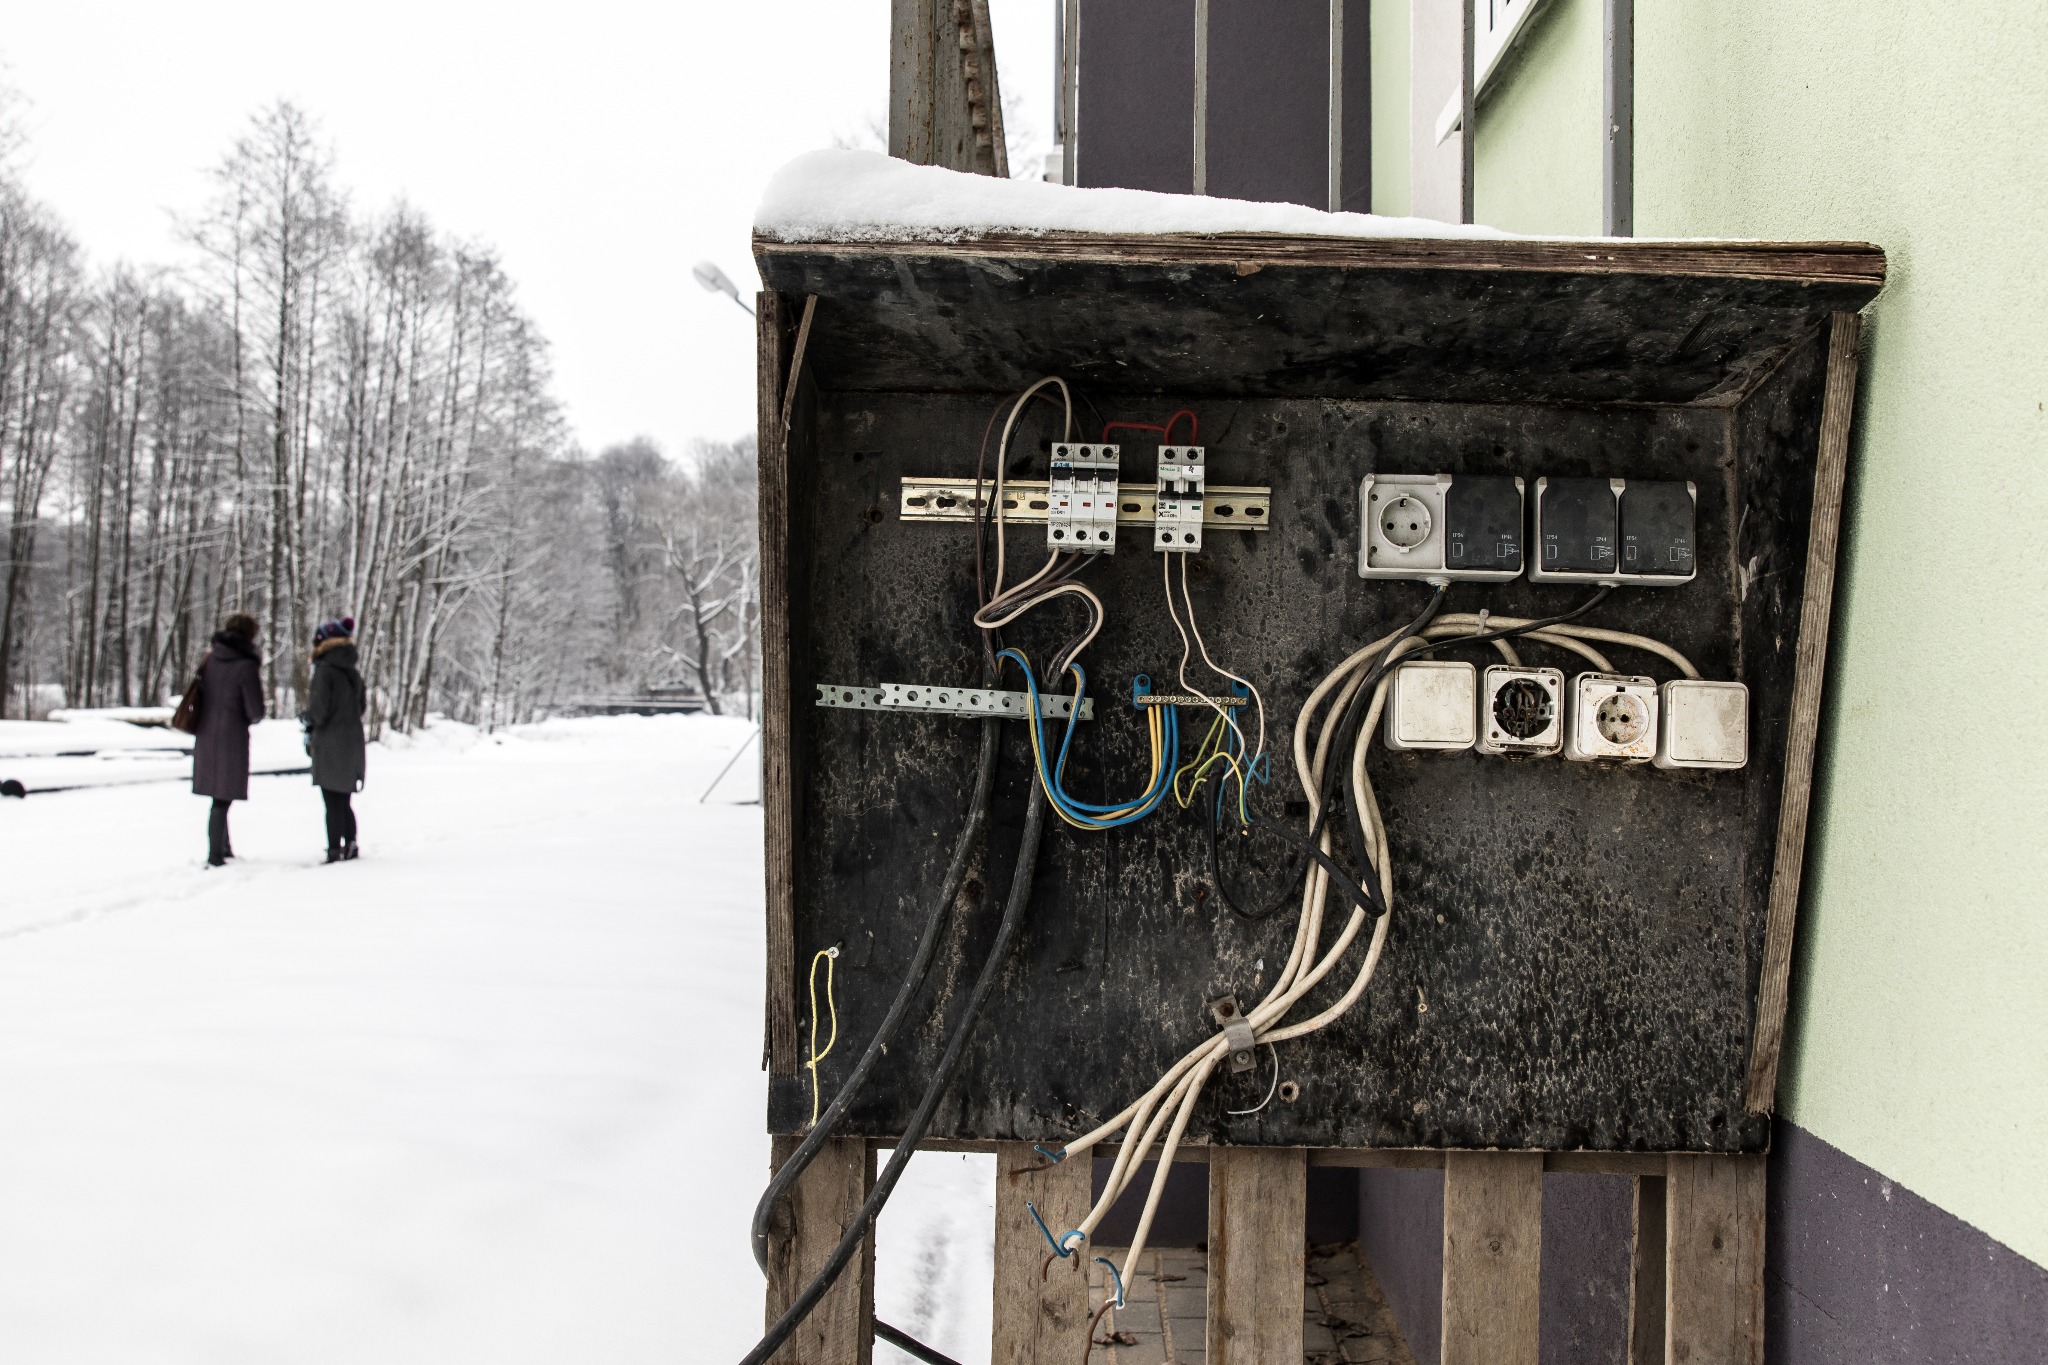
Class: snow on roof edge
753,149,1521,246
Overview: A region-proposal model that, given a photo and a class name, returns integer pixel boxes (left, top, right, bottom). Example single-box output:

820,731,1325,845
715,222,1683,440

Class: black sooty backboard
752,231,1884,1156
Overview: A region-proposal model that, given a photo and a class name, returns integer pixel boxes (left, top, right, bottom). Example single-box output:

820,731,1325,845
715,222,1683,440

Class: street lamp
693,261,756,317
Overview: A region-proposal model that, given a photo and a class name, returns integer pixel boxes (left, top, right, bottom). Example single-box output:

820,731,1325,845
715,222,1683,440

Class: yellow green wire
1016,654,1169,831
805,946,839,1127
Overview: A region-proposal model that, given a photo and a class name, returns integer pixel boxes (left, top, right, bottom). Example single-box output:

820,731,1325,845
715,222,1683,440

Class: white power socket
1563,673,1660,762
1477,666,1564,756
1382,661,1478,751
1654,679,1748,770
1358,473,1526,583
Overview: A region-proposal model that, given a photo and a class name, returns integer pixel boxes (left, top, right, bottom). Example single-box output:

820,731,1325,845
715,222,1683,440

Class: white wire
1178,553,1267,762
987,377,1073,607
1162,554,1251,759
1224,1044,1282,1115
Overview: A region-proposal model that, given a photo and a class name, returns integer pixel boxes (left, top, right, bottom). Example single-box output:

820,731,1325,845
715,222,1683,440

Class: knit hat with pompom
313,616,355,645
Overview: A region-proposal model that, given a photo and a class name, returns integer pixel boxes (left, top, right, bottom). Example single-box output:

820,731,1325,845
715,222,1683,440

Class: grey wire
1225,1043,1282,1116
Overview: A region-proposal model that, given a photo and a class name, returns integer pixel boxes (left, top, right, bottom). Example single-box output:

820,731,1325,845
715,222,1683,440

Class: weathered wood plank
757,230,1886,286
1745,311,1863,1112
1628,1172,1669,1365
1207,1145,1307,1363
757,292,799,1078
1666,1154,1765,1365
763,1135,874,1365
1441,1151,1543,1365
991,1144,1091,1363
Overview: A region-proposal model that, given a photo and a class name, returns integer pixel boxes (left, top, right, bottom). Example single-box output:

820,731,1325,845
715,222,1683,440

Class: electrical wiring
985,377,1074,607
1000,649,1178,832
1225,1044,1282,1115
741,786,1050,1365
804,947,840,1127
1178,553,1267,763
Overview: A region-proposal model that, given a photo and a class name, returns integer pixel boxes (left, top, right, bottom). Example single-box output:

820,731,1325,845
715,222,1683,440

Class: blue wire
1033,1144,1066,1164
1094,1256,1127,1308
1027,1201,1067,1257
997,651,1177,829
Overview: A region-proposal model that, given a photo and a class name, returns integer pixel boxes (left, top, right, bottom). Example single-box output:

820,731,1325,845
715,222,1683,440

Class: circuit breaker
1154,445,1205,552
1048,443,1120,553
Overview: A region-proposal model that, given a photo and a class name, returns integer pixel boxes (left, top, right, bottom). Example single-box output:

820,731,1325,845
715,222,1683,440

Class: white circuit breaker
1477,666,1564,757
1382,661,1478,751
1563,673,1660,762
1048,443,1120,553
1654,679,1749,770
1154,445,1206,551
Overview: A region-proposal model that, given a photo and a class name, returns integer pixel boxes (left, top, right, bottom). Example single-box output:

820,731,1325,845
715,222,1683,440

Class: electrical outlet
1563,673,1660,762
1477,666,1564,756
1154,445,1205,552
1531,477,1697,586
1654,679,1748,770
1048,443,1120,553
1358,473,1523,582
1382,661,1478,751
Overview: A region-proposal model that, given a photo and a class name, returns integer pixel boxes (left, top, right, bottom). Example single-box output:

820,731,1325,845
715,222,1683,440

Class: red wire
1099,420,1169,442
1160,409,1198,444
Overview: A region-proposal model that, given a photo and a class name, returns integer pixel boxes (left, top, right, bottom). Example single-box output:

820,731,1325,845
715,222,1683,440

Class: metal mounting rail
815,682,1094,721
898,477,1270,530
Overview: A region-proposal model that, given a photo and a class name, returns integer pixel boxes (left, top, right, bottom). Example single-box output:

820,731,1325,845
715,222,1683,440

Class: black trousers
322,788,357,851
207,798,234,865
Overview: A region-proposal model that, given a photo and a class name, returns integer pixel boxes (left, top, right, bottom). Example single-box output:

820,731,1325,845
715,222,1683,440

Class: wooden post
1441,1152,1543,1365
991,1144,1092,1362
1206,1146,1307,1363
1627,1173,1668,1365
1666,1154,1765,1365
756,291,800,1079
763,1135,875,1365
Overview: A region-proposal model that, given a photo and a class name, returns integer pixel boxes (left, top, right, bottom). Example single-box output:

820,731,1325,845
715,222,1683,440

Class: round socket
1594,690,1650,746
1379,495,1433,549
1491,679,1554,740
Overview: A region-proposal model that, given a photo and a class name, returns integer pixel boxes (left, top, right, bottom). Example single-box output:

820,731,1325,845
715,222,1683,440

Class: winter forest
0,99,759,732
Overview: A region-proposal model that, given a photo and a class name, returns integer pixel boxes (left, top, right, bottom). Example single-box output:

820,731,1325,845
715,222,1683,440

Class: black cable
750,716,1002,1274
740,785,1051,1365
873,1319,964,1365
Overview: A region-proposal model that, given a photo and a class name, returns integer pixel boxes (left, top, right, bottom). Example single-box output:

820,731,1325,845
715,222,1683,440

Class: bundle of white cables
1040,608,1697,1312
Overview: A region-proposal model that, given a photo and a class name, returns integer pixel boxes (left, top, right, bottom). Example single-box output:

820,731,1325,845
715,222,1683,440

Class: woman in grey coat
306,616,367,862
192,613,266,867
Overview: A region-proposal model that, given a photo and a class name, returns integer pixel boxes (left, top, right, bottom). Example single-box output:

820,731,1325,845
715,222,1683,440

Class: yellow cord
805,946,840,1127
1021,665,1167,831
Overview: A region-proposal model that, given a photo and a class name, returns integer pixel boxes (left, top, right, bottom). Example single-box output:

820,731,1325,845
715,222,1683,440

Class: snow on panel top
754,149,1513,245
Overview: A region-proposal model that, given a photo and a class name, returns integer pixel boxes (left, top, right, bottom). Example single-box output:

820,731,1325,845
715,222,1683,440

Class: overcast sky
0,2,1054,461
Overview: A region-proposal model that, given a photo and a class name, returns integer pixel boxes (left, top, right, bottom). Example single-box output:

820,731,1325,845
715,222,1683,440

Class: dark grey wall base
1353,1122,2048,1364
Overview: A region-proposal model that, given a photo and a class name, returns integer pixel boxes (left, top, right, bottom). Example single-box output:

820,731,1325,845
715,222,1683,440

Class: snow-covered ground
0,714,992,1364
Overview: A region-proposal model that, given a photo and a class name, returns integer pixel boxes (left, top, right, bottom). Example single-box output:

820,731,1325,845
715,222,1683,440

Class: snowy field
0,714,992,1364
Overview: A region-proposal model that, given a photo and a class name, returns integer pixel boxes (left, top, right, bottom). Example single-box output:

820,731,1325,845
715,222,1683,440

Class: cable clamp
1208,993,1259,1073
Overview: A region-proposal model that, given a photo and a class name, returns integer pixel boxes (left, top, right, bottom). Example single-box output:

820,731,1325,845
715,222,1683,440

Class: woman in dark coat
193,613,266,867
306,616,367,862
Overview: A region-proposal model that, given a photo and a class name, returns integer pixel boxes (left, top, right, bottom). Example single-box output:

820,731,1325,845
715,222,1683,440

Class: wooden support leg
1665,1154,1765,1365
1628,1174,1668,1365
991,1142,1092,1363
763,1135,875,1365
1441,1151,1543,1365
1207,1145,1307,1363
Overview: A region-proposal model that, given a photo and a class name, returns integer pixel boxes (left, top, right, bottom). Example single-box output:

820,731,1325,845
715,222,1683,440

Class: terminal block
1358,473,1524,583
1048,443,1120,553
1154,445,1206,551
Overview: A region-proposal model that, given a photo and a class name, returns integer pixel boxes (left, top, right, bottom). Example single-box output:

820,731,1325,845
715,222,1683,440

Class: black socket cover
1621,481,1696,577
1443,476,1523,571
1539,478,1619,573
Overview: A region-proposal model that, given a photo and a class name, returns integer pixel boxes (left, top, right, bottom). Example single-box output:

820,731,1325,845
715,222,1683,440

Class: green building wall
1385,0,2048,1270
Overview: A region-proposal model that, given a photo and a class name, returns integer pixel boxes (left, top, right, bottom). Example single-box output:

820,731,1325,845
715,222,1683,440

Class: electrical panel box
1477,666,1564,756
1655,679,1749,770
1048,443,1120,553
1358,473,1524,582
1564,673,1660,762
1532,477,1697,586
1382,661,1479,751
1154,445,1206,552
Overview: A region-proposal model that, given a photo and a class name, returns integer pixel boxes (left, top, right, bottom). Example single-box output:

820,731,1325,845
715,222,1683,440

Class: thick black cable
750,717,1002,1274
740,785,1050,1365
873,1319,964,1365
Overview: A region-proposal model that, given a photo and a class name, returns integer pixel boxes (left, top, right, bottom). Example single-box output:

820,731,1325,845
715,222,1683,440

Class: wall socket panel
1358,473,1525,582
1654,679,1749,770
1477,666,1564,756
1530,477,1698,586
1564,673,1660,761
1382,661,1479,751
1048,443,1120,553
1154,445,1205,552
